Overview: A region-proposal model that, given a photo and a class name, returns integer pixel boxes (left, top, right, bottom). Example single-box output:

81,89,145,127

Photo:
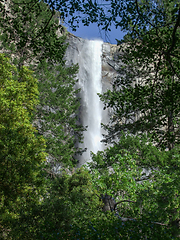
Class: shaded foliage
88,135,180,238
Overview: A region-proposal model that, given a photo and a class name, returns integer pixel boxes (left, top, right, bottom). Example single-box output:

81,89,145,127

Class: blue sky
61,0,126,44
65,21,126,44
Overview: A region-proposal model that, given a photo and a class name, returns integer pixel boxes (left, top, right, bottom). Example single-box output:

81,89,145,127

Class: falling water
65,38,104,166
77,40,104,166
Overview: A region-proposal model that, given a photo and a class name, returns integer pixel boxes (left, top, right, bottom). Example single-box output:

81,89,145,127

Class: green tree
35,60,84,168
0,0,84,168
98,0,180,149
0,54,46,238
8,167,104,239
88,134,180,239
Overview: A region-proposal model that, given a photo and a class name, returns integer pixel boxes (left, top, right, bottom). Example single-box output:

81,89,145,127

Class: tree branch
114,200,136,211
166,7,180,55
135,0,156,29
32,9,55,41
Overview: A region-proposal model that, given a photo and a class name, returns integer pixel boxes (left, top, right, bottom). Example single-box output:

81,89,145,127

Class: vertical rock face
101,42,121,93
65,33,120,165
101,42,121,127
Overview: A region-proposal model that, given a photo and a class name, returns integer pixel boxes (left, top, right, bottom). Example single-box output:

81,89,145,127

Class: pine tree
35,60,84,168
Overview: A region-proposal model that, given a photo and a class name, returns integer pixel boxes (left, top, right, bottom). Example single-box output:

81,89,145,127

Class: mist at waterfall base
75,40,105,167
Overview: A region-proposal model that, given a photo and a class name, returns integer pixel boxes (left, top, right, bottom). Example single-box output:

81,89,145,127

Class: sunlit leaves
88,135,180,238
0,54,46,232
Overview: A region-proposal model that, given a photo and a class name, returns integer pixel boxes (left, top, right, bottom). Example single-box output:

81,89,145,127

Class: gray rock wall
101,42,121,92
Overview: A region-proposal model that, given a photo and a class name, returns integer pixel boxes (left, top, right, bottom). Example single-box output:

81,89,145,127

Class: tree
0,0,84,168
88,134,180,239
35,60,84,168
7,167,104,239
0,54,46,238
98,0,180,149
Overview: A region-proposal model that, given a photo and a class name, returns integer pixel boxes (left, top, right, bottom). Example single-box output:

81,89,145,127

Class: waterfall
77,40,103,166
65,38,104,166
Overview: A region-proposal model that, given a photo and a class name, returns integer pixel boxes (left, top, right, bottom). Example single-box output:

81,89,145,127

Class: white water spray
77,40,103,166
